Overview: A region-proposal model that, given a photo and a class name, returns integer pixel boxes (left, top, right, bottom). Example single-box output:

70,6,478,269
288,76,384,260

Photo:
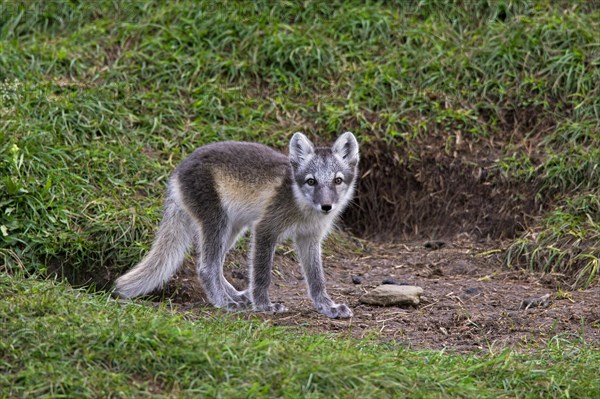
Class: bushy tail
114,188,195,298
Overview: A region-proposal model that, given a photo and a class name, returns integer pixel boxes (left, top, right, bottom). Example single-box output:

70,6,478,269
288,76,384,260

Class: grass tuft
505,191,600,287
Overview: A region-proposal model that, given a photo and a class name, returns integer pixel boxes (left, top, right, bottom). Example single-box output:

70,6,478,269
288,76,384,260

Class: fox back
175,132,358,236
175,141,291,232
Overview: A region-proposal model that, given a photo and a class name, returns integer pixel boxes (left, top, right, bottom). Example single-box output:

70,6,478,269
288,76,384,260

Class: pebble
463,287,480,295
351,275,362,284
519,293,551,310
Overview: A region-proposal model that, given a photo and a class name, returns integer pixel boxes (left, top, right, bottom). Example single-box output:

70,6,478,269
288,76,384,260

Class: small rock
360,285,424,307
463,287,480,296
382,277,409,285
519,293,551,310
446,259,477,276
351,275,362,284
424,240,446,250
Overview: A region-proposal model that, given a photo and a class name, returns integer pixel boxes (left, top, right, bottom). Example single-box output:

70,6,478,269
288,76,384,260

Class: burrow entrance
342,140,542,242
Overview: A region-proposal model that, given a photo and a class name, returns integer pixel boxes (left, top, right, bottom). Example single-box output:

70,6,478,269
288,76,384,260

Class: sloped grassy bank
1,2,598,285
1,1,599,397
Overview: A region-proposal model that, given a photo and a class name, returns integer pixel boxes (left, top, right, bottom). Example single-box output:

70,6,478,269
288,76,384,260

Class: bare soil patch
158,237,600,352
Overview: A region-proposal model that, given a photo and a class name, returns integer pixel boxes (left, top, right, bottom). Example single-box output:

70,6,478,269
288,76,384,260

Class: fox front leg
295,236,353,319
249,230,288,314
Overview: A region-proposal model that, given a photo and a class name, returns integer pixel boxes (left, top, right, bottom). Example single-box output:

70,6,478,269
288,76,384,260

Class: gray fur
114,132,359,319
112,185,196,298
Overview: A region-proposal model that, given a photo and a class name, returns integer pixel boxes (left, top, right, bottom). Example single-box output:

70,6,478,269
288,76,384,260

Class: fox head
289,132,359,215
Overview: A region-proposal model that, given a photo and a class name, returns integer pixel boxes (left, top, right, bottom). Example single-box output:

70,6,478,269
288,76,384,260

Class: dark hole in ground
343,140,542,242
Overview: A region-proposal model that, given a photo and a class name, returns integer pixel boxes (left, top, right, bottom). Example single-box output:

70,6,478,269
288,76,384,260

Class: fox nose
321,204,332,213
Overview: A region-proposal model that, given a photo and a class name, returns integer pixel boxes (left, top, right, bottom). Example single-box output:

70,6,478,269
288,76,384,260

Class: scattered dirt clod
382,277,408,285
424,240,446,250
463,287,481,296
519,293,552,310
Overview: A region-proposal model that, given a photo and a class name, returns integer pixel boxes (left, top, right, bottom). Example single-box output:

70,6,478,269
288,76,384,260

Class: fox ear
332,132,359,167
289,132,315,167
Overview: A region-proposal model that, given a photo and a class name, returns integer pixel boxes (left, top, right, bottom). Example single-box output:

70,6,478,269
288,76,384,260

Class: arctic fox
114,132,359,319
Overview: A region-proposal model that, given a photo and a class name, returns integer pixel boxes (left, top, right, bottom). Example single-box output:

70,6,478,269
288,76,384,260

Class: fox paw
228,289,252,306
317,303,353,319
213,294,251,312
253,303,288,314
223,301,251,312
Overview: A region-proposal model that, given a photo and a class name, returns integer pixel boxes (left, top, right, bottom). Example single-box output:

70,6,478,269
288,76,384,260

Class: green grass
1,0,598,284
1,1,599,396
505,191,599,287
1,273,598,398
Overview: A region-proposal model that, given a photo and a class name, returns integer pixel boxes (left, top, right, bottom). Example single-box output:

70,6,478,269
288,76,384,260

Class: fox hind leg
195,219,250,310
221,222,251,304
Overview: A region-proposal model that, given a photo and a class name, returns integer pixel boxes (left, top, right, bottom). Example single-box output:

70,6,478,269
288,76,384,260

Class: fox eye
306,178,317,186
334,177,343,185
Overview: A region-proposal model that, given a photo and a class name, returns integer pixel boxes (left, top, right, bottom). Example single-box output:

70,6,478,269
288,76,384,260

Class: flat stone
360,285,424,307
